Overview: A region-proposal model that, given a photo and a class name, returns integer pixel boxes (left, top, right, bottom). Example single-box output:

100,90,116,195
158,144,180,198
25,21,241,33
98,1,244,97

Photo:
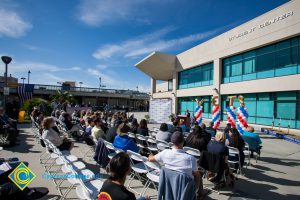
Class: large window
222,35,300,83
221,91,300,129
178,96,212,118
178,62,213,89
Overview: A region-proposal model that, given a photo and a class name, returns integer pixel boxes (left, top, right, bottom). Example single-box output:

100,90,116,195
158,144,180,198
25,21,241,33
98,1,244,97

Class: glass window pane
231,55,243,76
256,45,275,71
243,57,255,74
256,101,274,117
276,102,296,119
276,92,297,100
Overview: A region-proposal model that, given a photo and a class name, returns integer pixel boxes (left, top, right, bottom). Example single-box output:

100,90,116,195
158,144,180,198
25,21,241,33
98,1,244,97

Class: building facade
136,0,300,130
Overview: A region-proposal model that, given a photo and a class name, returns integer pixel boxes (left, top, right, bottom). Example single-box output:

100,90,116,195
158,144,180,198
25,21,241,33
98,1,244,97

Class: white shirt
155,148,198,179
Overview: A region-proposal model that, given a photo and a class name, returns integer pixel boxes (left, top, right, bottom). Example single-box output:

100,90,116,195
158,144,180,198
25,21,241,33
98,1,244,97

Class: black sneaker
27,188,49,200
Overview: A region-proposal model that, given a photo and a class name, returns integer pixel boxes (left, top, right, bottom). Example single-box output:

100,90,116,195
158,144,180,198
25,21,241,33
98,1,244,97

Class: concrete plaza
0,121,299,200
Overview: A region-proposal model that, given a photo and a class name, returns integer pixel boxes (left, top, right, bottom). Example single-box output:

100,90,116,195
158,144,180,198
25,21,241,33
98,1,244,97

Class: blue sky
0,0,288,91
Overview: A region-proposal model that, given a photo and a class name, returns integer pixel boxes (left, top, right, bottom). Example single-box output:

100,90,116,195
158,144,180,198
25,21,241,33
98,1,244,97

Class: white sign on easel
149,99,172,123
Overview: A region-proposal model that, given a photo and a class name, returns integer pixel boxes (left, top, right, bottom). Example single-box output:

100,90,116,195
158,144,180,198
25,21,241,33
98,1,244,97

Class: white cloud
93,26,221,60
0,60,81,78
87,68,149,91
96,65,108,70
0,9,32,38
77,0,152,26
22,44,42,51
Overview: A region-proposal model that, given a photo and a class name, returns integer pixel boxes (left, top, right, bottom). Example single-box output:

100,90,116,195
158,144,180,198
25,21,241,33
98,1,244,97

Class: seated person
137,119,149,136
42,117,74,151
179,119,187,133
92,118,106,141
85,118,94,135
207,131,234,186
228,128,245,168
200,123,212,143
61,112,82,133
129,118,138,134
148,131,204,199
242,126,262,157
185,125,208,152
224,123,231,141
0,107,17,144
128,114,134,123
98,152,148,200
106,120,122,143
113,123,139,153
156,123,172,143
206,121,217,137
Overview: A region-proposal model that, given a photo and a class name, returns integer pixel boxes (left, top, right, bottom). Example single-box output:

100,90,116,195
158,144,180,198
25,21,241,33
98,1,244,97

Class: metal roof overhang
135,51,176,81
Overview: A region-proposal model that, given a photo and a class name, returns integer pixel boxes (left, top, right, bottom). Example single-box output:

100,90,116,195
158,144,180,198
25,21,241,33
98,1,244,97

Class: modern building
136,0,300,130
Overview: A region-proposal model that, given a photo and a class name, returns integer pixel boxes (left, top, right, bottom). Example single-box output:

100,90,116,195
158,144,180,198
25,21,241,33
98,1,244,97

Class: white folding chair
183,146,201,158
156,140,170,152
126,150,148,195
128,132,136,140
243,142,251,167
75,177,104,200
103,140,123,159
136,134,147,149
145,136,158,153
228,146,242,176
140,157,161,197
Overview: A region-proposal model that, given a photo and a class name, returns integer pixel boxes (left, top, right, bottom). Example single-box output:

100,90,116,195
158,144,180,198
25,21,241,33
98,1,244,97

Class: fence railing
0,82,149,97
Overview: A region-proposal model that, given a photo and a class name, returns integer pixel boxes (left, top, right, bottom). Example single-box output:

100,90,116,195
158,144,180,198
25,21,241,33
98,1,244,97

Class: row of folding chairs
34,129,104,200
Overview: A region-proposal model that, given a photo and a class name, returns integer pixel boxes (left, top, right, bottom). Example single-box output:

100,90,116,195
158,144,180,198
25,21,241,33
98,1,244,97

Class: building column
172,71,178,115
213,58,222,105
150,78,156,97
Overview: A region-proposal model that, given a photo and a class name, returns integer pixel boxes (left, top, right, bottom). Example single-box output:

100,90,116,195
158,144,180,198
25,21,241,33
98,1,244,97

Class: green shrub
22,98,52,116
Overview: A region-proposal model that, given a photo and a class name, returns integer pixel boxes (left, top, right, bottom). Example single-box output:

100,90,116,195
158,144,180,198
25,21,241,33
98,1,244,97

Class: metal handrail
0,82,149,97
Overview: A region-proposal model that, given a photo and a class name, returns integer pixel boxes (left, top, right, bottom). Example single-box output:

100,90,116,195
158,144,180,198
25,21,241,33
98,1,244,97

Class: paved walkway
0,124,299,200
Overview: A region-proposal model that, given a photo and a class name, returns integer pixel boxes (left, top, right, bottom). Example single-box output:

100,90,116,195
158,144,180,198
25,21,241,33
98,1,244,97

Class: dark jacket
106,126,118,143
93,139,109,168
137,128,149,136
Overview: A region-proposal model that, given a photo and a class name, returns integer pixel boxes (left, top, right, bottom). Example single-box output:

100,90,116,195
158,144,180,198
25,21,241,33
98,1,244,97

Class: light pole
1,56,12,108
136,86,139,92
28,70,31,84
21,77,26,85
79,82,83,91
1,56,12,87
99,77,103,90
99,77,106,91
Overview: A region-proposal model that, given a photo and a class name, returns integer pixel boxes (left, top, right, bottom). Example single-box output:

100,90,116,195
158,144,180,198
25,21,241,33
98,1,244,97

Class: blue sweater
113,135,139,153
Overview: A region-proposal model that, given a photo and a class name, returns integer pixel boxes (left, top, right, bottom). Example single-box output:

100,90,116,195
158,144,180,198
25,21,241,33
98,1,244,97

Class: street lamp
1,56,12,87
136,86,139,92
1,56,12,108
28,70,31,84
79,82,83,91
21,77,26,84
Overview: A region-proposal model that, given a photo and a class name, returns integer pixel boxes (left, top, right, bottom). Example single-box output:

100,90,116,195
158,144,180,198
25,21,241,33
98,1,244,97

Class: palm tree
51,90,75,105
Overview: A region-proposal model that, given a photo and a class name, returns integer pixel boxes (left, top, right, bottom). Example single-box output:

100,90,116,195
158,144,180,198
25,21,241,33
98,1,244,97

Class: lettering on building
229,11,294,42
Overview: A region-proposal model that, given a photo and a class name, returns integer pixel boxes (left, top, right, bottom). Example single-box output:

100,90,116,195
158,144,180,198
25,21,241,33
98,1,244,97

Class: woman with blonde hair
42,117,74,151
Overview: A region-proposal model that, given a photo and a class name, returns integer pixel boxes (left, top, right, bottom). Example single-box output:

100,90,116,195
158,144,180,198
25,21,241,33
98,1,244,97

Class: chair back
127,150,143,162
103,140,115,151
156,140,170,151
183,146,201,157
